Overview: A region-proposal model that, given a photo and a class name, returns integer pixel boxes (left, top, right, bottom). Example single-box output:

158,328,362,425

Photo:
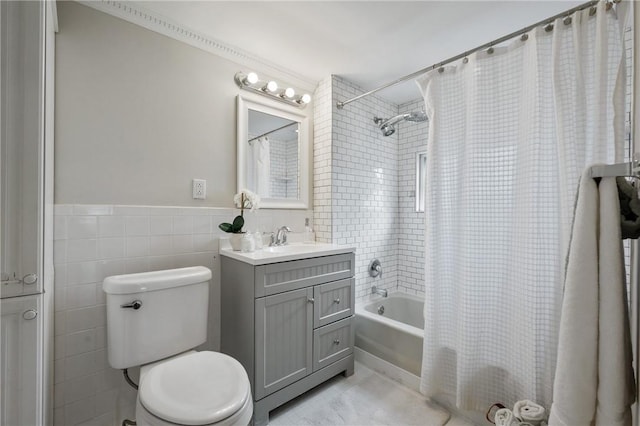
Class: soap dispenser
304,218,315,244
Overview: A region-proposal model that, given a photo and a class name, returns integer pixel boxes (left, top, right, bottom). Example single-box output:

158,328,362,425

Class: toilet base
135,393,253,426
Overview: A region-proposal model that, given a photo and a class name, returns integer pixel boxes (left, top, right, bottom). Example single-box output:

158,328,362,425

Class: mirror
237,95,309,209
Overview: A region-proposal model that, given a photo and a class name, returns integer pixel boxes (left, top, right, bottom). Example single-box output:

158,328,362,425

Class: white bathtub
355,292,424,376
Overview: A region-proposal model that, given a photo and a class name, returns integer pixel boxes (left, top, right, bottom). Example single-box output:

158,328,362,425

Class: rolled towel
513,400,546,425
495,408,520,426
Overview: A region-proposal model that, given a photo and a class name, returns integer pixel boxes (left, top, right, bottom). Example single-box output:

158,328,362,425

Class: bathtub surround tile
315,76,401,302
53,203,310,425
397,99,428,298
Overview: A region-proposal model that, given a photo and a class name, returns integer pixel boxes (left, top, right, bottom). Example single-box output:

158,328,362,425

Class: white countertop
220,242,355,266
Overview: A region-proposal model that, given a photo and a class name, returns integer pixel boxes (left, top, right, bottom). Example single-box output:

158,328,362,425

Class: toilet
103,266,253,426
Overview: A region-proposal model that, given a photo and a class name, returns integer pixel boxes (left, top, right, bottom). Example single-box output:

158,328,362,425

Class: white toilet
103,266,253,426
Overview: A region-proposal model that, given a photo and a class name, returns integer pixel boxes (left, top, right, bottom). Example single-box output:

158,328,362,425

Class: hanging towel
549,172,599,426
595,177,635,426
495,408,520,426
549,171,635,426
513,400,545,426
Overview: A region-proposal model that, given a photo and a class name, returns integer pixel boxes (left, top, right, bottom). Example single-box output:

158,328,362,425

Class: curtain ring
462,57,469,64
438,66,444,73
563,16,572,25
589,6,597,16
605,2,613,11
520,33,529,42
487,46,494,54
544,23,554,32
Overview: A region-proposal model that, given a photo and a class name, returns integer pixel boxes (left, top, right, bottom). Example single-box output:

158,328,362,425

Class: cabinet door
255,287,313,399
1,295,41,426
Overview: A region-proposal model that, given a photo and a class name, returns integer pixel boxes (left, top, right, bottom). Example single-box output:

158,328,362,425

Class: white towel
595,177,635,426
549,173,635,426
495,408,520,426
549,173,599,426
513,400,545,426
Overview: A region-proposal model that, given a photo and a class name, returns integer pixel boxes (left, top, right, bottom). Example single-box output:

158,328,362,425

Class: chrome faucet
271,226,291,246
371,285,388,298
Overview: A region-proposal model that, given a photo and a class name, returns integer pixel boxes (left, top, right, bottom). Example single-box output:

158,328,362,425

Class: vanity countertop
220,242,356,266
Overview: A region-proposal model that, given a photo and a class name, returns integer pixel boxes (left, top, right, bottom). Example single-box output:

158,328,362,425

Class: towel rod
589,162,638,178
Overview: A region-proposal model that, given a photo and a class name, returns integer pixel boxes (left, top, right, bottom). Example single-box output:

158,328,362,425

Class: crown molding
76,0,318,93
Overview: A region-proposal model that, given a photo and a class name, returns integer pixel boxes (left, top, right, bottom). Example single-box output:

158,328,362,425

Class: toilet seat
139,351,252,425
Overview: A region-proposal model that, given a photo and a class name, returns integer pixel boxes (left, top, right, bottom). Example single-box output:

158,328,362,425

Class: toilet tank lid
103,266,212,295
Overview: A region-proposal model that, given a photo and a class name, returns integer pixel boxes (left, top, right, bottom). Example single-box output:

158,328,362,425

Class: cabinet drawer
313,278,354,328
255,253,355,297
313,317,353,372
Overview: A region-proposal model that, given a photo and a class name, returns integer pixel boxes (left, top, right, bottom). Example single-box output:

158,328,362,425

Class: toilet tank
103,266,212,369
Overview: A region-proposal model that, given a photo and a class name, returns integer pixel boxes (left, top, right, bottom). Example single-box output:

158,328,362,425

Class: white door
1,295,41,426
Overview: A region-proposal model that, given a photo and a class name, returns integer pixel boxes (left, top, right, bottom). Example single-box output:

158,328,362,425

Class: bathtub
355,292,424,376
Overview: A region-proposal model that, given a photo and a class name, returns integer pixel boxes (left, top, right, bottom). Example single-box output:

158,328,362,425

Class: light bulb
300,94,311,104
246,72,259,85
283,87,295,98
264,81,278,93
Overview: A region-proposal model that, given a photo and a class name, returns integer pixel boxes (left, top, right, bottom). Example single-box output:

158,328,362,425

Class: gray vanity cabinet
221,251,355,426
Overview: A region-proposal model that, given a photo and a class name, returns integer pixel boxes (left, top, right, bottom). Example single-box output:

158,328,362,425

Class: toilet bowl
135,351,253,426
103,267,253,426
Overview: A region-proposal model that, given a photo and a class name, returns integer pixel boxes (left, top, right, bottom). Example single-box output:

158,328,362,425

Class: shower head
373,111,427,137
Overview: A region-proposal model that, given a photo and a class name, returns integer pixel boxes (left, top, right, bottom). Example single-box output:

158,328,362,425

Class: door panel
1,295,41,426
254,287,313,399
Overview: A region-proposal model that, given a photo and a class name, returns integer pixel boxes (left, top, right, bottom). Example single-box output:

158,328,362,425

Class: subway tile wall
313,76,333,243
327,76,401,301
397,99,428,297
53,204,312,426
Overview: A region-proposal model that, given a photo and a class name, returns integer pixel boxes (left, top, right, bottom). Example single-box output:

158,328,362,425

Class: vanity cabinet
221,251,355,426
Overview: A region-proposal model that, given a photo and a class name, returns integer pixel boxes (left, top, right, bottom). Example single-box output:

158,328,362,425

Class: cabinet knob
307,298,315,304
333,339,340,345
333,298,340,304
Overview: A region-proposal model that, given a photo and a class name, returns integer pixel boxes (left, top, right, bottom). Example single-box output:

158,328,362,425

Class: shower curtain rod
336,0,610,110
248,121,297,143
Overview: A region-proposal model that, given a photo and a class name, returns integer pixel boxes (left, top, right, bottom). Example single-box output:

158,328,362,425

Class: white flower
234,189,260,211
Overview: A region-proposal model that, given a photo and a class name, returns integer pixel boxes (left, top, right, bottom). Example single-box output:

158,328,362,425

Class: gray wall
55,2,313,208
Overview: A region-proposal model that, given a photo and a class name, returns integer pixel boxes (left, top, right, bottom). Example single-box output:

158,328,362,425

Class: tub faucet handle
369,259,382,278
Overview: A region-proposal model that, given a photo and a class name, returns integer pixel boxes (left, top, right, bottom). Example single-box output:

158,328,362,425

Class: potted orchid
219,189,260,250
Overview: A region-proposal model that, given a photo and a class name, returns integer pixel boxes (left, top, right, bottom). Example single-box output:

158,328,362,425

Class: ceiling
138,1,584,105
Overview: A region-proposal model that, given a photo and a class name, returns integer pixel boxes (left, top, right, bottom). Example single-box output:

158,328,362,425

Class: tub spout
371,285,388,297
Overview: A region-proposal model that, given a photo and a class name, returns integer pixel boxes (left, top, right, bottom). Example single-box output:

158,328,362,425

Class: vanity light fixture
234,71,311,108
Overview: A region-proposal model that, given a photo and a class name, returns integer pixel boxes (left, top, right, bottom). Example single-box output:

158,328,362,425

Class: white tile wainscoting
53,204,312,425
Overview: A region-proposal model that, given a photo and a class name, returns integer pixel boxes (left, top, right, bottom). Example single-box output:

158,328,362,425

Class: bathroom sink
262,244,314,254
220,242,355,265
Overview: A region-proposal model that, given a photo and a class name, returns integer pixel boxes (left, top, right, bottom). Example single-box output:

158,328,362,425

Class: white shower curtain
418,1,626,410
247,136,271,197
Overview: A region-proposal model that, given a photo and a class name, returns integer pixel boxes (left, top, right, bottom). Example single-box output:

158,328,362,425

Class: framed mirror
237,95,310,209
